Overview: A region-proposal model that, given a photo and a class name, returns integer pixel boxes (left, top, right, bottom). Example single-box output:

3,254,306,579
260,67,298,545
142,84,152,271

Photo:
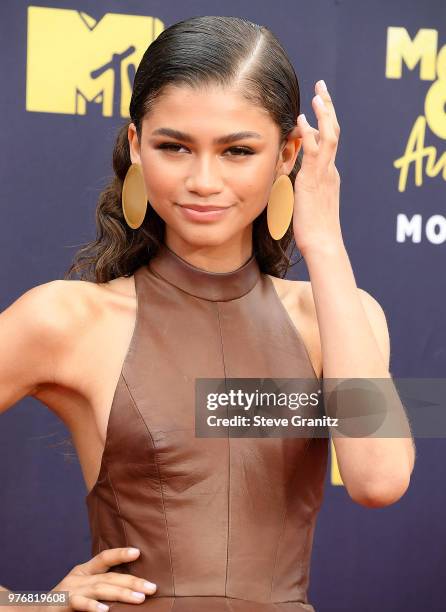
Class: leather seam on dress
270,448,313,602
215,301,231,598
291,444,321,601
270,438,312,603
147,595,311,602
169,595,175,612
121,371,176,594
106,468,129,553
269,472,292,600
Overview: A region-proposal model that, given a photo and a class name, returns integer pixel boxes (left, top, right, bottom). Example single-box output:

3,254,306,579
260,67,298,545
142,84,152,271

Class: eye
156,143,254,156
157,143,188,153
228,146,255,156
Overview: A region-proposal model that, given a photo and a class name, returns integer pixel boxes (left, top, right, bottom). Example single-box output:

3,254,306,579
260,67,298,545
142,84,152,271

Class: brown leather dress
85,243,328,611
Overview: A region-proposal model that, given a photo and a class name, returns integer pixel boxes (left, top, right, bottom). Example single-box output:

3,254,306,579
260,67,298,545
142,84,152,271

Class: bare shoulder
48,273,137,338
25,275,136,393
16,278,100,334
266,277,390,375
265,274,315,316
2,279,91,344
265,274,322,377
28,275,135,324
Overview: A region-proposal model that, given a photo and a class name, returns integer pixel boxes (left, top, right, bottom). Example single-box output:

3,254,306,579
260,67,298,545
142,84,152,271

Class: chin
172,226,238,249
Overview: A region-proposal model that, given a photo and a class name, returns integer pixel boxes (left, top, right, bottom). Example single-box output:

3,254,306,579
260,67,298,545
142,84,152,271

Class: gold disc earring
121,163,148,229
266,174,294,240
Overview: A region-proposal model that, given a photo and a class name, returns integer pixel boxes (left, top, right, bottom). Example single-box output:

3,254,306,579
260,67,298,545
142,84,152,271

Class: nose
185,154,224,196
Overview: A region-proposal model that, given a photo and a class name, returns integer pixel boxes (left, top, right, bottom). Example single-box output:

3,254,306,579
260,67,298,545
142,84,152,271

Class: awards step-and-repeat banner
0,1,444,610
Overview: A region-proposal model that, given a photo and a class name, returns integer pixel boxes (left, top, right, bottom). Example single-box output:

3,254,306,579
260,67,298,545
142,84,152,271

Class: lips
177,204,231,223
180,204,230,212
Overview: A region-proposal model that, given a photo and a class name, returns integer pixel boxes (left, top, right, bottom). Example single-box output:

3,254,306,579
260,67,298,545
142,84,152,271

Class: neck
164,231,253,273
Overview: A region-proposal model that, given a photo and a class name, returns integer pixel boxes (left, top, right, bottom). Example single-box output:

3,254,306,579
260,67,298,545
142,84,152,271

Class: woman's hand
292,80,343,257
50,547,157,611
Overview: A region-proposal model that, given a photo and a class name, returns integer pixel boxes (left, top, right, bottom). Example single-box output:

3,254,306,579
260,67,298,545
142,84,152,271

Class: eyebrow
150,128,263,145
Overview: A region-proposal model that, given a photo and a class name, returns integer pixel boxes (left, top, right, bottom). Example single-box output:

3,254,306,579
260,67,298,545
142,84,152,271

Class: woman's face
128,84,300,251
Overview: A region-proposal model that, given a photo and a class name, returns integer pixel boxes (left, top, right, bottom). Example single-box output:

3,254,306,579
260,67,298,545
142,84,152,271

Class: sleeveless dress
85,243,329,612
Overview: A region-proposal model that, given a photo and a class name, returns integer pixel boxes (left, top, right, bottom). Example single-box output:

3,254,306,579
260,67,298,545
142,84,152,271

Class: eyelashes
156,143,255,156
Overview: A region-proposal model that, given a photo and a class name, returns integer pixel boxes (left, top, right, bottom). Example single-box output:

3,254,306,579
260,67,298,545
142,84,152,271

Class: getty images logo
26,6,164,117
386,27,446,245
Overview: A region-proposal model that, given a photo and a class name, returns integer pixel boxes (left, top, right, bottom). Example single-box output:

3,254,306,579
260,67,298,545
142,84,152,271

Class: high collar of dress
148,243,261,302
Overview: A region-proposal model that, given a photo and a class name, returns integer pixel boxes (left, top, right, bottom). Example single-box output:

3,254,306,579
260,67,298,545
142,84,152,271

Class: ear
128,122,142,165
276,126,302,177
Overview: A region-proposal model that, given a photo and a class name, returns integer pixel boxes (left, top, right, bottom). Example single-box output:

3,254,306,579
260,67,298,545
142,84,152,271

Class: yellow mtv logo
26,6,164,116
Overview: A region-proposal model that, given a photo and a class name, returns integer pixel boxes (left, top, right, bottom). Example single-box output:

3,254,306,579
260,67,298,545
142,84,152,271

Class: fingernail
318,80,327,91
314,94,325,108
143,581,157,590
131,592,145,600
298,113,307,123
127,547,140,556
97,605,109,612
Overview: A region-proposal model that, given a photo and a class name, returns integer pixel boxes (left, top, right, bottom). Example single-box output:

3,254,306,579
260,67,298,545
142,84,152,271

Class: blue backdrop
1,1,445,610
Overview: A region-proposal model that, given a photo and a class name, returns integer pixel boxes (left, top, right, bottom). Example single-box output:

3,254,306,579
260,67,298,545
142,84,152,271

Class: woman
0,15,414,612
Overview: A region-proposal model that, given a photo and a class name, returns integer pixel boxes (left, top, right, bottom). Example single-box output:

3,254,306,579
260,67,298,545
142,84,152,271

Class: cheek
141,161,176,203
237,155,276,195
239,174,273,213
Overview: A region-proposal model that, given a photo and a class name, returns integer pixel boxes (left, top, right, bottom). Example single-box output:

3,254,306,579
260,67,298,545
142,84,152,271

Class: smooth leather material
85,243,329,611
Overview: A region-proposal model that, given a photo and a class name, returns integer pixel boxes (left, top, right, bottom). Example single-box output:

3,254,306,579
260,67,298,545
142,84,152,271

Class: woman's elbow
348,473,411,508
